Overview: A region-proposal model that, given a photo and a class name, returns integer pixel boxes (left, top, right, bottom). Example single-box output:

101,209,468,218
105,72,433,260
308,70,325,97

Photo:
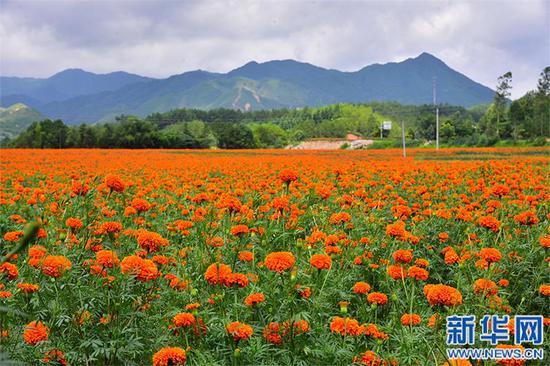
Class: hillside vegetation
0,103,45,139
1,53,494,124
3,67,548,149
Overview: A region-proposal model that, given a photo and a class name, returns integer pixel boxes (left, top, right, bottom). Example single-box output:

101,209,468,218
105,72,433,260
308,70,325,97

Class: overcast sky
0,0,548,98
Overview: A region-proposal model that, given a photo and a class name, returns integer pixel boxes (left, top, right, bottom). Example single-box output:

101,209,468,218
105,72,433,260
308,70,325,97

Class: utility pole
401,120,406,157
433,76,439,151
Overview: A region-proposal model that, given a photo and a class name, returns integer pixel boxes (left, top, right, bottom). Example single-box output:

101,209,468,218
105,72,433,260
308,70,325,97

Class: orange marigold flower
474,259,489,270
387,264,407,279
204,262,232,285
17,283,40,293
238,251,253,262
244,292,265,306
438,232,449,242
514,211,539,226
325,245,342,255
173,220,193,232
207,236,224,248
263,322,283,345
393,249,413,263
291,319,310,334
152,255,169,266
424,284,462,307
99,221,123,234
477,215,501,232
353,281,371,294
408,266,429,281
473,279,499,296
310,253,332,270
9,214,26,224
391,205,412,218
71,180,90,196
41,255,72,278
226,321,253,341
386,221,406,238
353,350,392,365
29,245,47,258
65,217,83,229
152,347,187,366
443,247,459,265
96,250,120,268
230,224,249,236
265,251,295,273
77,310,91,326
24,321,48,345
137,231,169,253
0,262,18,280
338,300,350,313
271,196,289,211
124,207,137,217
172,312,196,327
297,285,311,298
367,292,388,305
185,303,200,311
478,248,502,263
279,169,298,184
540,284,550,296
3,231,24,242
105,174,125,193
330,316,362,336
498,279,509,287
415,258,429,267
226,273,249,288
217,195,242,213
401,313,421,326
329,212,352,225
491,184,510,197
131,197,151,212
120,255,159,282
43,349,67,365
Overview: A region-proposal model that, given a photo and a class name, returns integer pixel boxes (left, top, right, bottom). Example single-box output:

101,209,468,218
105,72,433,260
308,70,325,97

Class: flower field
0,148,549,365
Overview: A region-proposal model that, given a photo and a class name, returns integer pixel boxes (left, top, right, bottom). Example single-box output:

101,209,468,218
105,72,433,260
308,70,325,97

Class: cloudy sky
0,0,548,98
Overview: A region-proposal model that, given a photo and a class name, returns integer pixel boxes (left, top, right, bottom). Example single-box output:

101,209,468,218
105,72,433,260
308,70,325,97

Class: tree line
3,67,548,149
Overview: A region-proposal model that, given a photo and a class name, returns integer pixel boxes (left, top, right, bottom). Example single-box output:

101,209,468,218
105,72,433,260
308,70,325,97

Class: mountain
0,69,153,106
0,103,45,139
1,53,495,124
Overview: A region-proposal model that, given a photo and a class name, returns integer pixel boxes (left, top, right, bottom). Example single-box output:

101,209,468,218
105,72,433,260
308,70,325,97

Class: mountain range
0,52,494,127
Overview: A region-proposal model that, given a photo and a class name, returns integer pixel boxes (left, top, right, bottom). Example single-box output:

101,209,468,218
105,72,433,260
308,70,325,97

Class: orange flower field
0,148,549,365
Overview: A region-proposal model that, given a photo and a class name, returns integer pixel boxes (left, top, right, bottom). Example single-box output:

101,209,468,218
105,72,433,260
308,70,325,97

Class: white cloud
0,0,547,98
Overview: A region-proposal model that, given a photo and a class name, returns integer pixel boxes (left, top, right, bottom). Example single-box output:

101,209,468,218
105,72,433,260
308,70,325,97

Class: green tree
251,123,289,148
494,71,512,138
216,124,256,149
439,120,456,143
535,67,550,137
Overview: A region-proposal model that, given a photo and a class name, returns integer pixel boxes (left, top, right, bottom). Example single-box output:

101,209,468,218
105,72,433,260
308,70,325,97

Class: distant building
346,133,360,141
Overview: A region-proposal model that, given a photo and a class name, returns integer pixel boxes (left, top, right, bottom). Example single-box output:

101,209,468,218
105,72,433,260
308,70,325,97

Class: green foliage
9,119,68,148
250,123,288,148
5,78,549,149
0,104,45,140
215,123,256,149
